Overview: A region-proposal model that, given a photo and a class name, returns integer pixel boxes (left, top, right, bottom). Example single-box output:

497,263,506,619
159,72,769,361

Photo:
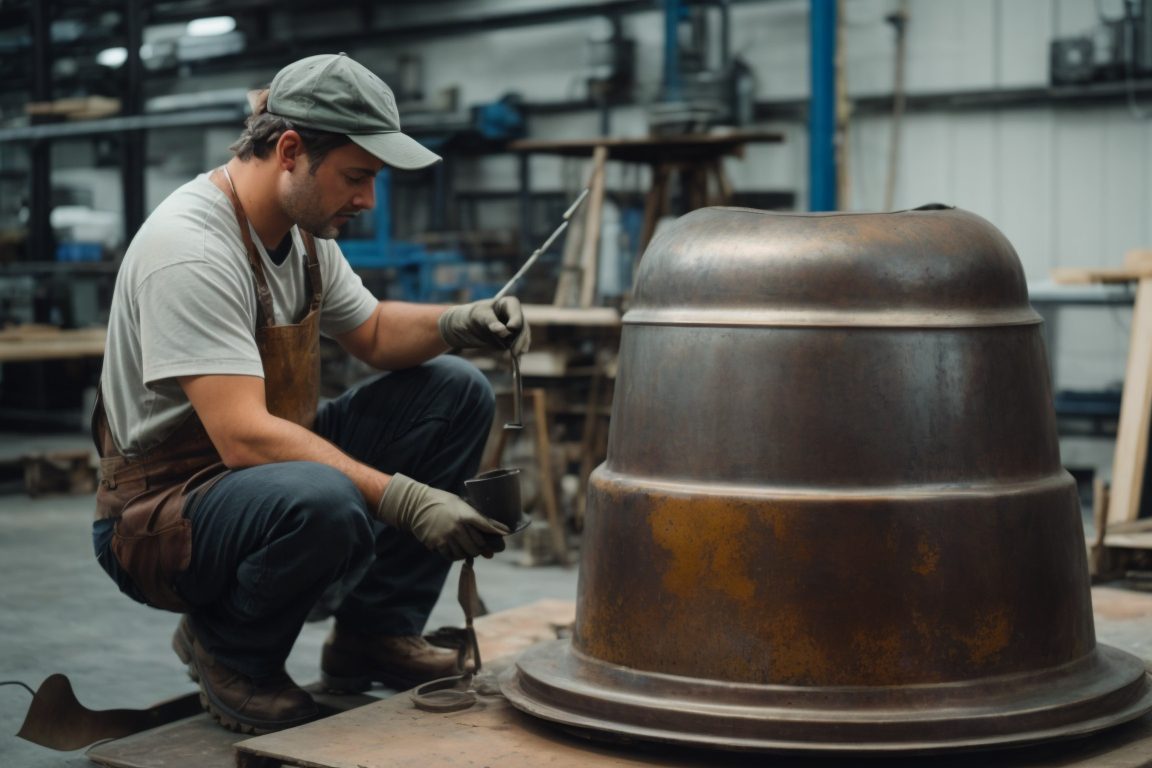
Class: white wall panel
1051,110,1107,270
731,1,809,100
1053,0,1104,37
1101,113,1148,264
903,0,997,92
891,113,953,209
996,0,1052,86
841,0,901,96
845,114,890,210
949,113,999,217
992,109,1055,281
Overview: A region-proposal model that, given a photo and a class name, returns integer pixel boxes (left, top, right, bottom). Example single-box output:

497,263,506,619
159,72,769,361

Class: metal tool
411,558,487,713
494,189,588,431
504,349,523,430
493,187,589,301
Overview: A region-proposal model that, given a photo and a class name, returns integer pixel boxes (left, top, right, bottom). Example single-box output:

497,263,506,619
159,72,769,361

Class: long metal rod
493,187,590,301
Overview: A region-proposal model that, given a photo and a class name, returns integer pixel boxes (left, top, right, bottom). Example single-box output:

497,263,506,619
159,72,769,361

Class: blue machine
338,96,525,302
338,168,471,303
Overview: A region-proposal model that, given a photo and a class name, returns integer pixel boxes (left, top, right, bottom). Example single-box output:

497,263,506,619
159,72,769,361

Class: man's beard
282,172,342,240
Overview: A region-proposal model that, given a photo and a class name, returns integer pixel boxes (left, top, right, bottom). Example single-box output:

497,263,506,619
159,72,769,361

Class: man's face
281,142,385,240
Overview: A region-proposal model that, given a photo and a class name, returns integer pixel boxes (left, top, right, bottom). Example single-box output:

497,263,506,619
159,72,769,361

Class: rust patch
648,495,757,603
959,607,1012,667
762,609,834,685
849,625,905,684
911,537,940,576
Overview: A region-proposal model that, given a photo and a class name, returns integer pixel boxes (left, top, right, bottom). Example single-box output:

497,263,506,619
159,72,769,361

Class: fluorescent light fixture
186,16,236,37
96,46,127,67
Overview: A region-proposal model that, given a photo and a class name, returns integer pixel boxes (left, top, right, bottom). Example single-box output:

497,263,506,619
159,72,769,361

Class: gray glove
376,473,509,560
438,297,530,356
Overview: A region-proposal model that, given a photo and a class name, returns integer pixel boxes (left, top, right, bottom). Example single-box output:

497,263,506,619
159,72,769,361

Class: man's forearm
348,301,450,371
219,411,390,507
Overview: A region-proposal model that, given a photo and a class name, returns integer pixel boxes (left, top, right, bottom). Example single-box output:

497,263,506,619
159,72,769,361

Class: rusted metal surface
502,206,1152,752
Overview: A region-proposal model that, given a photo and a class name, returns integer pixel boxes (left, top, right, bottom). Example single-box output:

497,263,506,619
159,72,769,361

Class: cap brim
350,132,441,170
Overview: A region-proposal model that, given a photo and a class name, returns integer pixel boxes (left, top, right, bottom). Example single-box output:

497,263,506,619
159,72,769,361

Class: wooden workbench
1053,253,1152,572
0,325,105,362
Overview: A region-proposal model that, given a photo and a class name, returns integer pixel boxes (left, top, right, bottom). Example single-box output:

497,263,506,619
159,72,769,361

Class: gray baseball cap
267,53,441,170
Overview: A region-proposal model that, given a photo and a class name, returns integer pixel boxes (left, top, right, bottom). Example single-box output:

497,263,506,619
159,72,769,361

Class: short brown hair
229,89,351,173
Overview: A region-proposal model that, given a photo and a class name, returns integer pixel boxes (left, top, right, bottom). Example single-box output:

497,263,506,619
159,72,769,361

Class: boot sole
319,671,374,694
320,668,428,694
197,690,316,735
179,619,317,733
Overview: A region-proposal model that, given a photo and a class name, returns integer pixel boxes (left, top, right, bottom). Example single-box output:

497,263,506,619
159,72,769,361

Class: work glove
438,296,530,356
376,473,509,560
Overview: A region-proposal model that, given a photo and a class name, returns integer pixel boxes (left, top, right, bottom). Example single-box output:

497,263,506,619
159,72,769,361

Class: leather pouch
110,485,191,613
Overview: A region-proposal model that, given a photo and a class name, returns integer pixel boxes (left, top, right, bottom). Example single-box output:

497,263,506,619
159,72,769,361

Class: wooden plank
639,163,671,257
87,714,241,768
552,194,585,307
578,145,608,308
1125,249,1152,269
530,388,569,565
1109,278,1152,526
523,304,620,327
1051,267,1152,285
1103,532,1152,550
0,326,106,362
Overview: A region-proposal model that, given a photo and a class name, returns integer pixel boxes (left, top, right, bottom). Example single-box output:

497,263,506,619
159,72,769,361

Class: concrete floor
0,430,579,768
2,432,1152,767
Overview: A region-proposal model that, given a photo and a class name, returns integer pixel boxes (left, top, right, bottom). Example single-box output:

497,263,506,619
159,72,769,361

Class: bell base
501,640,1152,755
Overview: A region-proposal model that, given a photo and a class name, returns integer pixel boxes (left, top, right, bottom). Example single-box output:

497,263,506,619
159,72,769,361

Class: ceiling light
186,16,236,37
96,46,127,67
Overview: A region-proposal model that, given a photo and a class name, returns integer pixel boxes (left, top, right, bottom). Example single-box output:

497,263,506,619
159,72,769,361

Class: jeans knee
429,356,495,420
279,463,372,554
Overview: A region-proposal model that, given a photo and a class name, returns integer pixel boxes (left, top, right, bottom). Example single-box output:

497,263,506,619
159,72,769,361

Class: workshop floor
2,432,1152,767
0,430,579,768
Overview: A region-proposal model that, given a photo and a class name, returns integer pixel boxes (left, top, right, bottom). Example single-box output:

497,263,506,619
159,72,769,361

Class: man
91,53,529,735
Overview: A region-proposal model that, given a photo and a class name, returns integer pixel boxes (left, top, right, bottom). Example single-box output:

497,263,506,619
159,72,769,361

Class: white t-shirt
102,172,378,457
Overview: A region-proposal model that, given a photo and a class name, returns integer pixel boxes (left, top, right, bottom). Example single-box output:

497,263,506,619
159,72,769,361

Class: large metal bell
501,206,1152,754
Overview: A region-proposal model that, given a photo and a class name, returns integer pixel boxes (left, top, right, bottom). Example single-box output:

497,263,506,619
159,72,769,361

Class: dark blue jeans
94,355,494,677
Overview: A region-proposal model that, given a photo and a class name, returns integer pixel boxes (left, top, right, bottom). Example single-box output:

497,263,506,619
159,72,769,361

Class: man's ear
276,130,304,172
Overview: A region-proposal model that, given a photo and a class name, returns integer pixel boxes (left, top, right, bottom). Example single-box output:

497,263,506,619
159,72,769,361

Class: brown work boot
175,616,318,734
171,616,197,681
320,625,461,693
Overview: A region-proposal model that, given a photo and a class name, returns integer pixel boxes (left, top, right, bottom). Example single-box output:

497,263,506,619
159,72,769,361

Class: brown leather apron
92,168,324,612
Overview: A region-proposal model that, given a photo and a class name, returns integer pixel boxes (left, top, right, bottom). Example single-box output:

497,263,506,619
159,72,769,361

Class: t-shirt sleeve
137,258,265,386
318,239,378,337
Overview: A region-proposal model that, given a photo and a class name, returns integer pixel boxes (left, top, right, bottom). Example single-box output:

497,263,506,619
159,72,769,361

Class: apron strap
299,230,324,313
209,167,277,328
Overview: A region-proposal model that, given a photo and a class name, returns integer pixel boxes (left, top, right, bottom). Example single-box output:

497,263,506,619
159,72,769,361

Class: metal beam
122,0,146,244
29,0,52,261
808,0,836,212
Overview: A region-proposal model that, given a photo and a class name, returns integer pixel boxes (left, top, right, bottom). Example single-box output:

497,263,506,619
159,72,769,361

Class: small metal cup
464,468,526,532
